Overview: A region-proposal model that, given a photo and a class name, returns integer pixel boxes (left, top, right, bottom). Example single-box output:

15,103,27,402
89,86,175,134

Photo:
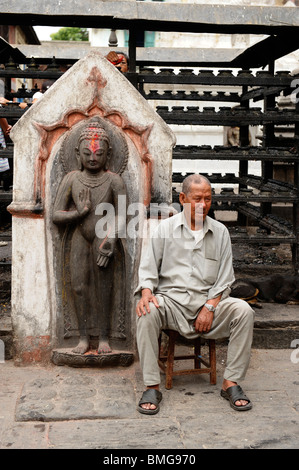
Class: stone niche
8,51,175,365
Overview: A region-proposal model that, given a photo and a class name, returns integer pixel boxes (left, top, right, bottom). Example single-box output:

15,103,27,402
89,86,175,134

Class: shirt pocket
203,258,218,284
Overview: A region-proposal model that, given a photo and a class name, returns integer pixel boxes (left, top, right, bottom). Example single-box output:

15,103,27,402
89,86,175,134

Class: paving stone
47,418,184,449
15,372,136,422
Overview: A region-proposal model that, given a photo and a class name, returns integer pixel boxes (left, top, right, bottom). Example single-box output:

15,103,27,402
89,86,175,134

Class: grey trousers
136,295,255,386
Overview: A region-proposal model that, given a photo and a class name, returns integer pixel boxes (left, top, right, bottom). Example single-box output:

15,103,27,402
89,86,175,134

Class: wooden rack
0,2,299,271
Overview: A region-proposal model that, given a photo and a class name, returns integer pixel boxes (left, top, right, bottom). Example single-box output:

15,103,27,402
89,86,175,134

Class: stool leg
194,338,201,369
165,331,177,390
209,339,217,385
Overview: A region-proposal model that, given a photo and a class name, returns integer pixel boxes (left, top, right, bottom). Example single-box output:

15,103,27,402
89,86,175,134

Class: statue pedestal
51,348,134,368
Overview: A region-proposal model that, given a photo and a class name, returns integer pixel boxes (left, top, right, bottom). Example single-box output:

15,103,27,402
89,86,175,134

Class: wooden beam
0,2,299,34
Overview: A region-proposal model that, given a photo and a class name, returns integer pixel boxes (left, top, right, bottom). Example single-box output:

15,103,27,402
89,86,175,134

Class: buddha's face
78,137,109,173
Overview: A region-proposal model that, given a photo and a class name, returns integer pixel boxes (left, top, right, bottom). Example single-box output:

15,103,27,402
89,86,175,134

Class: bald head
181,174,211,196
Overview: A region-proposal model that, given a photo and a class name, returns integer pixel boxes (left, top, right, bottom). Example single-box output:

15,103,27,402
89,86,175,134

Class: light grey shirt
135,211,235,315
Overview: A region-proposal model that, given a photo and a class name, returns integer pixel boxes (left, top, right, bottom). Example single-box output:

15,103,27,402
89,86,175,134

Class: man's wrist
141,288,152,296
204,303,216,312
141,286,153,293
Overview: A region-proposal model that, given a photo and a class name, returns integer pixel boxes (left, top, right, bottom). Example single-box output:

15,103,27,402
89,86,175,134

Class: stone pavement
0,342,299,450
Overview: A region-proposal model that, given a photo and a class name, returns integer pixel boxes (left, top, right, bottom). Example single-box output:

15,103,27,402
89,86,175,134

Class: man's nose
194,203,204,215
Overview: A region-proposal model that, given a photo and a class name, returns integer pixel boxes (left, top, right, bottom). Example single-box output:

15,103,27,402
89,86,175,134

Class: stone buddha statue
53,121,127,355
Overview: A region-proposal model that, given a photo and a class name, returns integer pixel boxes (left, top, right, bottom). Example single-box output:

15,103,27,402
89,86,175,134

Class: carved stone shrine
8,51,175,365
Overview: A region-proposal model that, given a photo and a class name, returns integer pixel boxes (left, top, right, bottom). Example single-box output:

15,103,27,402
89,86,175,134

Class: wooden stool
159,330,217,390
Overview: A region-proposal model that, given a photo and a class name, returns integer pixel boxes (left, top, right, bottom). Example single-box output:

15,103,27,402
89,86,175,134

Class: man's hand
194,306,214,333
0,97,9,106
106,51,122,65
136,288,159,317
4,124,12,137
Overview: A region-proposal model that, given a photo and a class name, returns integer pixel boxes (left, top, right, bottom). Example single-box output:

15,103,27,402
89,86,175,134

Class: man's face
78,137,109,173
179,182,212,230
115,54,128,73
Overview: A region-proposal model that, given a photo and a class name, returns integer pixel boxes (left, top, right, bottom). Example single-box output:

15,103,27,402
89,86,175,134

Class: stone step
0,312,13,360
252,303,299,349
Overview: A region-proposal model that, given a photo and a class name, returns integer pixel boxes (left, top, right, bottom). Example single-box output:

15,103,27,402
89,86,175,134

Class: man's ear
179,192,186,206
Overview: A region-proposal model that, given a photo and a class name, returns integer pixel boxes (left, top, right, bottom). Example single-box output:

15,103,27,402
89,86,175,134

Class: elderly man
135,174,254,414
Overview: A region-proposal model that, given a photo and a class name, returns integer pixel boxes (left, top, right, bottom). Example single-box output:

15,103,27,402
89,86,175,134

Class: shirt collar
173,210,214,235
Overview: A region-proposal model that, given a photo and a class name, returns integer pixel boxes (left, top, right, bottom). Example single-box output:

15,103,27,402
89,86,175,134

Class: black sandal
221,385,252,411
137,389,163,415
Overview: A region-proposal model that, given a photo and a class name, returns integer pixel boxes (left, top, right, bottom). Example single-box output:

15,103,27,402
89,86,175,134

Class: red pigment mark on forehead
88,135,100,152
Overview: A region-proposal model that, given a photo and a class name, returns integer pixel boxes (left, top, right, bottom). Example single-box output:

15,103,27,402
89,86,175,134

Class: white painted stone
11,217,54,338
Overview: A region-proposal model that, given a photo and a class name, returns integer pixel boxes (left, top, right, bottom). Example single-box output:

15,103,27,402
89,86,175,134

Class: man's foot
137,387,162,415
72,336,89,354
139,385,160,412
221,380,252,411
98,340,112,354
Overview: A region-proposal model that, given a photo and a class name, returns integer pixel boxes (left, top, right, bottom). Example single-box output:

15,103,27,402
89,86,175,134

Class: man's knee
235,299,255,327
224,297,254,327
136,302,160,331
